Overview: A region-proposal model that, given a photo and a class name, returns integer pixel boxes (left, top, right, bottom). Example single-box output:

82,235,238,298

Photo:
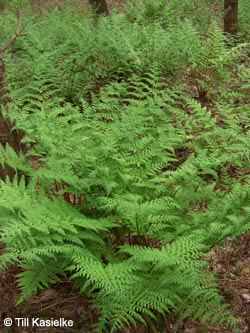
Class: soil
0,1,249,332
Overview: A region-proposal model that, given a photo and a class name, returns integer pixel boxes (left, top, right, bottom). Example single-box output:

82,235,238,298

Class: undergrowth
0,1,250,332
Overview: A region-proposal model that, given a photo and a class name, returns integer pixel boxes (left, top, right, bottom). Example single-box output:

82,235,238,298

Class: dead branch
0,0,24,54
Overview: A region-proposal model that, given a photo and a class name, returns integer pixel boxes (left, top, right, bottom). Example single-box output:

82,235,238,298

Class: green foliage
1,6,208,104
239,0,250,37
0,3,249,332
125,0,222,31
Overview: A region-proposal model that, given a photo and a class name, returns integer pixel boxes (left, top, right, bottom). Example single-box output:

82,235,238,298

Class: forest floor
0,1,250,332
1,232,249,333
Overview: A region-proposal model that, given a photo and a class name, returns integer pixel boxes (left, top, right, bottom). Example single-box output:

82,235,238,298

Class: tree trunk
224,0,238,34
88,0,109,15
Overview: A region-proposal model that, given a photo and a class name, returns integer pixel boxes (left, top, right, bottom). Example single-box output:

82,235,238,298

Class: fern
0,4,249,332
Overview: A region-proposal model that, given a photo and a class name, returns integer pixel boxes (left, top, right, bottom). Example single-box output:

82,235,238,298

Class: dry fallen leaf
242,293,250,301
